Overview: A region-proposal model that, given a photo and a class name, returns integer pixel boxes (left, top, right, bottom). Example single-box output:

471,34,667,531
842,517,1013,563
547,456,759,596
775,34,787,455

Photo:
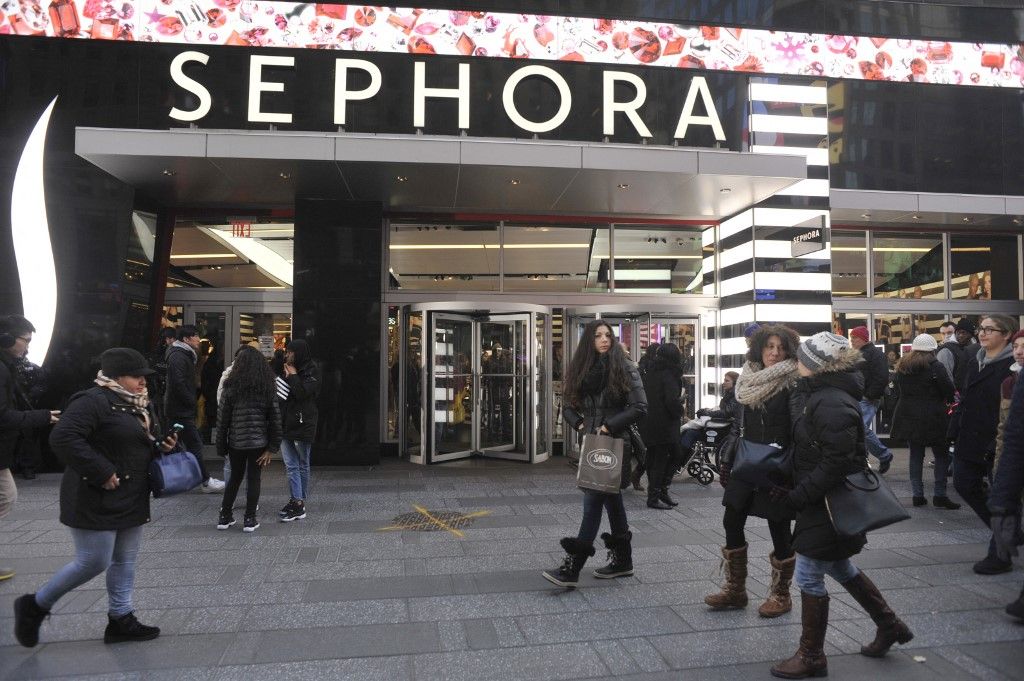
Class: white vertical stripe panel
702,226,716,247
721,337,749,356
749,114,828,135
753,207,829,227
775,179,830,197
750,145,829,166
754,240,831,260
719,241,754,269
719,210,753,239
750,83,828,105
718,272,755,297
754,303,832,323
720,304,756,326
756,272,832,291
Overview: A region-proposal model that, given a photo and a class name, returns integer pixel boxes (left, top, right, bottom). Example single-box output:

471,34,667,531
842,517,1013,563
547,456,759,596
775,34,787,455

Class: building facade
1,0,1022,466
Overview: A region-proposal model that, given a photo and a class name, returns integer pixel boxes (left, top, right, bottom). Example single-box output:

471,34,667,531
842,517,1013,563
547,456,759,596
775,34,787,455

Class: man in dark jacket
146,327,176,425
936,318,977,390
164,325,223,493
849,326,894,473
989,365,1024,620
0,315,59,581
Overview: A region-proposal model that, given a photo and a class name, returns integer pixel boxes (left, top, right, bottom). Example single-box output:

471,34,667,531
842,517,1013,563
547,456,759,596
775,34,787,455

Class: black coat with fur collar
788,351,869,561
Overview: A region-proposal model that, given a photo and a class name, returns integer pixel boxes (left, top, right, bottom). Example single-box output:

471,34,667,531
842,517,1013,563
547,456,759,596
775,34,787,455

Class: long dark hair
896,350,933,375
222,346,276,404
563,320,633,408
655,342,683,373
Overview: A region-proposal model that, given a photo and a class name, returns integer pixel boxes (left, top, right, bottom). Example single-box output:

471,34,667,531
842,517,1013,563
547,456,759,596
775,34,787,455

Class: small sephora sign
791,216,827,257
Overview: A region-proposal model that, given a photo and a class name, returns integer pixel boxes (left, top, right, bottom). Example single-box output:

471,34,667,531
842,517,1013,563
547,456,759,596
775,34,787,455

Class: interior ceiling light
860,213,871,218
617,183,629,190
1013,218,1023,226
162,169,176,176
279,172,291,180
396,175,408,182
961,216,972,223
509,178,520,185
911,215,921,220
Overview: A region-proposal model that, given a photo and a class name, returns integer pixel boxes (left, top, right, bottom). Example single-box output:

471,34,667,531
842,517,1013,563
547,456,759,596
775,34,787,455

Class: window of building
950,234,1020,301
502,225,607,293
388,223,499,291
830,230,867,297
871,232,944,299
611,226,705,294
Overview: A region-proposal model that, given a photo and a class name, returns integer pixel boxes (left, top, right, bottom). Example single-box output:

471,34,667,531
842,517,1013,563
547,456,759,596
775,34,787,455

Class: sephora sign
166,50,732,145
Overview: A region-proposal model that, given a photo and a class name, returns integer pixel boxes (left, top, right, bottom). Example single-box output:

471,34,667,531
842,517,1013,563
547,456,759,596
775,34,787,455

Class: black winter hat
101,348,155,377
955,318,977,335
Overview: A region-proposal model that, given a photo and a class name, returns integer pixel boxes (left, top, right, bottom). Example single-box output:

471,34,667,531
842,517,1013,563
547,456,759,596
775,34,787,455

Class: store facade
1,0,1022,465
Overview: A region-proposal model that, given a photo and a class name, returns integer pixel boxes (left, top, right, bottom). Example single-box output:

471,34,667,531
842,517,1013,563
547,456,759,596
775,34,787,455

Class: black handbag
825,468,910,537
729,409,791,488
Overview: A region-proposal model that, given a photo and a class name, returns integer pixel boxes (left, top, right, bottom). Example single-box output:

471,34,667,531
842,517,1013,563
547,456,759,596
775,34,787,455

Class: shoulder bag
150,447,204,498
824,468,910,537
730,408,791,488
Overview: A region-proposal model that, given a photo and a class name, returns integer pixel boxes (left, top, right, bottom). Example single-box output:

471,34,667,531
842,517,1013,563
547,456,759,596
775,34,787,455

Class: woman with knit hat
994,330,1024,474
890,333,959,509
770,332,912,679
706,325,800,619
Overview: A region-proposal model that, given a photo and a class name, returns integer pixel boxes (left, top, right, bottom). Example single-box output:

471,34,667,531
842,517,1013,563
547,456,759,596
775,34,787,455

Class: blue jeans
281,439,312,500
36,526,143,617
577,490,629,544
908,443,949,497
794,553,860,597
858,399,892,463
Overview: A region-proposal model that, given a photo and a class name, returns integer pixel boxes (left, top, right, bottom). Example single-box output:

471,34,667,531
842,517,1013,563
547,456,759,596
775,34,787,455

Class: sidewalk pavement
1,449,1021,680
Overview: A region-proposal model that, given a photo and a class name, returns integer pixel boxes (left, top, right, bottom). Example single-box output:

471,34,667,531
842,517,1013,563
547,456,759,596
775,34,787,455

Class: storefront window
950,234,1020,300
873,314,914,370
832,312,868,341
871,232,944,299
831,230,867,297
388,223,499,291
502,225,607,293
612,227,705,294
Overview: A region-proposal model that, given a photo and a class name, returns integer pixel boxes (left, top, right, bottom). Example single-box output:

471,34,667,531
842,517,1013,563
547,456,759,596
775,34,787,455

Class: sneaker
973,553,1013,575
912,496,927,507
932,496,961,510
0,566,14,582
278,499,297,517
103,612,160,644
280,502,306,522
216,512,235,530
201,477,226,493
243,515,260,532
13,594,49,648
878,454,893,475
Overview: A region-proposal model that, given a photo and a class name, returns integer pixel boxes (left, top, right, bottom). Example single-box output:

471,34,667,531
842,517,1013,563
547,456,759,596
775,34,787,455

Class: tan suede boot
770,593,829,678
704,544,748,609
759,552,796,618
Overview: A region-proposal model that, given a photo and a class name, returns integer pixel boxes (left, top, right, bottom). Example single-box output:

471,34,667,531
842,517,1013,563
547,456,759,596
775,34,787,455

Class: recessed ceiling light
860,213,870,218
162,169,176,176
961,216,972,223
509,178,520,186
911,215,921,220
396,175,408,183
720,187,731,193
279,172,291,180
617,183,629,190
1012,218,1023,226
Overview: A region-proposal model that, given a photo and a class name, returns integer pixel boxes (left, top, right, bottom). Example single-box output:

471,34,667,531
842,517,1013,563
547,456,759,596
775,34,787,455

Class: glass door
429,313,476,463
650,318,699,419
478,314,531,462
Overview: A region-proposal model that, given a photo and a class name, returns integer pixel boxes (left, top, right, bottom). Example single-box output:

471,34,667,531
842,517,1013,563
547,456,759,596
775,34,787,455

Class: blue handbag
149,449,204,498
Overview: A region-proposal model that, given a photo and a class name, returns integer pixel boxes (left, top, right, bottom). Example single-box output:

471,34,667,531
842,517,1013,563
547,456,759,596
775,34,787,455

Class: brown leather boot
840,572,913,657
704,544,748,609
770,593,829,678
759,552,796,618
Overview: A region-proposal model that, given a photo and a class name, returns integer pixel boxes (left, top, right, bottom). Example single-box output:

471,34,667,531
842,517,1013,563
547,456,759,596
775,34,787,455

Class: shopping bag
576,432,624,494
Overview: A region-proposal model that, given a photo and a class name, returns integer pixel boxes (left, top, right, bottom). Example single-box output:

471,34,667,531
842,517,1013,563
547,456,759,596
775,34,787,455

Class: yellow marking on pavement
377,506,491,536
414,504,465,538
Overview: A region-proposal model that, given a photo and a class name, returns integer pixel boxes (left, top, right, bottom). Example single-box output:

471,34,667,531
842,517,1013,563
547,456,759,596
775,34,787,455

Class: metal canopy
830,189,1024,230
76,128,806,220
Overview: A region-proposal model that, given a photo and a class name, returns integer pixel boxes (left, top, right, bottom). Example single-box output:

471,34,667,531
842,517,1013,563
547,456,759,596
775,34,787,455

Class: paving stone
832,610,1024,650
515,606,692,644
210,657,412,681
941,641,1024,680
220,622,439,663
411,642,609,681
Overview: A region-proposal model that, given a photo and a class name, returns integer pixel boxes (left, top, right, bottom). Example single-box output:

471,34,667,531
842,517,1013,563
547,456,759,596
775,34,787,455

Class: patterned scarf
95,372,152,434
734,359,799,409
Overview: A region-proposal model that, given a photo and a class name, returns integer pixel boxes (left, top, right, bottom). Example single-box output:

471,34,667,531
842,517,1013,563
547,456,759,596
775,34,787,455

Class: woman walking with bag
890,334,959,509
14,349,176,647
641,343,684,509
216,346,282,532
542,320,647,588
770,332,912,678
706,325,799,618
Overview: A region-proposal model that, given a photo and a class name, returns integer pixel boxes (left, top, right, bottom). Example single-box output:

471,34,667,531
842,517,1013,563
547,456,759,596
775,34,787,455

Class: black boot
659,448,681,507
647,490,672,509
104,612,161,644
13,594,49,648
593,532,634,579
542,538,595,588
1007,585,1024,621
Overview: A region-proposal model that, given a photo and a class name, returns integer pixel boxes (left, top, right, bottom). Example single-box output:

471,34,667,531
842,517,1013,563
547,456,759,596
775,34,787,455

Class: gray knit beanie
798,331,849,372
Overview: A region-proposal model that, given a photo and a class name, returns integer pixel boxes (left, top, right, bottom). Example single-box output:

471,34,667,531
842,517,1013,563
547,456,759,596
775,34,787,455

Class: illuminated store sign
2,2,1022,89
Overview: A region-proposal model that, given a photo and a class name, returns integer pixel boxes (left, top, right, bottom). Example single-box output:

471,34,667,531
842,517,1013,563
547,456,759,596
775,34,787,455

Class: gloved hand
991,514,1021,562
718,464,731,488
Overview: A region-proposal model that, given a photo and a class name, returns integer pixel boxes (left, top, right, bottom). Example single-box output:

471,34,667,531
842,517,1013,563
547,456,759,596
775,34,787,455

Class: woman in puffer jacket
770,332,912,679
542,319,647,589
216,346,282,533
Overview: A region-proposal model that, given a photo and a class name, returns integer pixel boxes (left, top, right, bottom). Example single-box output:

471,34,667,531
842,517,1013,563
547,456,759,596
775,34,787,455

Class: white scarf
734,359,799,409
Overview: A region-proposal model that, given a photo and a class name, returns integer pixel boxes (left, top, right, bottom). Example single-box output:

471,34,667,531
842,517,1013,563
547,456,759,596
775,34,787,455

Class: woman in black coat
890,334,958,509
542,319,647,589
771,332,912,679
217,346,282,533
641,343,684,510
277,338,321,522
706,325,800,619
14,349,177,648
950,314,1018,574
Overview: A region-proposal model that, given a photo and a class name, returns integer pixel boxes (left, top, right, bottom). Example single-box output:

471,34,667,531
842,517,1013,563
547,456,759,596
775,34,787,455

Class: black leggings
221,448,263,516
723,505,793,559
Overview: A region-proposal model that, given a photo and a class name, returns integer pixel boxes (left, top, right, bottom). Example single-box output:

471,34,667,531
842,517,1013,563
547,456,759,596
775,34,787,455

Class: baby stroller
678,415,734,486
